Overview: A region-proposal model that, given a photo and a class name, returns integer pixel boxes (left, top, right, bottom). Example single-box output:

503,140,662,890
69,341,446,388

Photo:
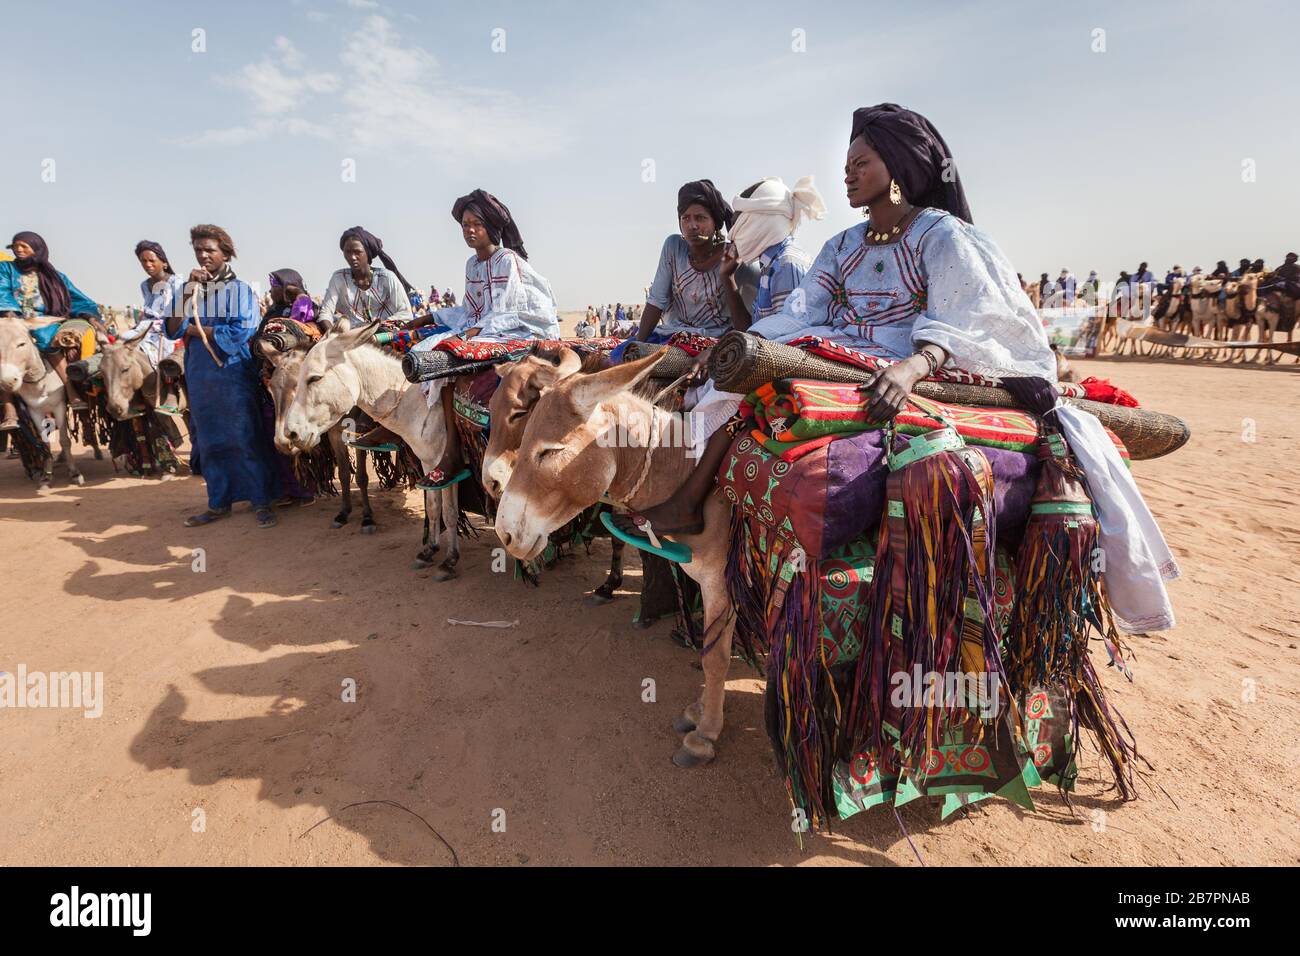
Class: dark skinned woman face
193,237,226,274
283,283,304,302
844,135,892,209
678,203,718,245
343,238,370,274
461,211,493,252
11,239,35,259
138,249,167,279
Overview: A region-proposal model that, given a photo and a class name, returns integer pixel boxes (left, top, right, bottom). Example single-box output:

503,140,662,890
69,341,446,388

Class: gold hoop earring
889,179,902,205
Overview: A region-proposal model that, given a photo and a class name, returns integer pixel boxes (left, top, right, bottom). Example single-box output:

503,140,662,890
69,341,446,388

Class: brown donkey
493,350,738,768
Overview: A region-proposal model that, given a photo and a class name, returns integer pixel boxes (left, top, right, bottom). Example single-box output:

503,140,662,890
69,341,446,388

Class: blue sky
3,0,1297,309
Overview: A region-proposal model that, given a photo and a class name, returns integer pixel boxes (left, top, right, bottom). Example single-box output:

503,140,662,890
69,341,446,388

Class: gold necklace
866,207,916,244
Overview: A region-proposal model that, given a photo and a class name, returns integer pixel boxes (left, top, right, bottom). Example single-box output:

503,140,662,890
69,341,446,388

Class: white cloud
344,0,379,8
187,16,565,163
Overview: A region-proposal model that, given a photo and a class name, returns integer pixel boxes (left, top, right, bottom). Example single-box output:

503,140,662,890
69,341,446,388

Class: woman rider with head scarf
623,180,754,360
0,231,103,429
257,267,318,506
616,103,1057,542
316,227,414,332
397,189,560,487
123,240,185,411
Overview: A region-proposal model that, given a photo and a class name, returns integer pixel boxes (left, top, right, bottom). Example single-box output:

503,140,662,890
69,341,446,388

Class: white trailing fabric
1055,404,1180,633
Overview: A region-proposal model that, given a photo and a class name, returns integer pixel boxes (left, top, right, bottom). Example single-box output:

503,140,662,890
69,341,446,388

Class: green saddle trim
1030,501,1093,515
887,426,965,472
346,441,400,453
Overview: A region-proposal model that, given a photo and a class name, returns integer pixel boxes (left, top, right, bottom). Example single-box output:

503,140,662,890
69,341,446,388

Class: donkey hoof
431,562,458,582
360,522,377,535
671,714,697,734
93,449,103,460
36,483,54,496
72,474,85,486
587,587,616,605
672,733,716,768
331,512,348,528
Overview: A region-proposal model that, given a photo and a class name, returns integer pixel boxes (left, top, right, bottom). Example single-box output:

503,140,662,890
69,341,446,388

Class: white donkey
0,316,85,492
281,320,462,579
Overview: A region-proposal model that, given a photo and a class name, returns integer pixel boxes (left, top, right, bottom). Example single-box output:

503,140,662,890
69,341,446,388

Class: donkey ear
336,320,381,350
566,350,667,413
553,347,583,380
123,333,143,350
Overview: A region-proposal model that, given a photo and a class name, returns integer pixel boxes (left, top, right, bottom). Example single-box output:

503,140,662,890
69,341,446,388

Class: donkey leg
356,450,376,534
82,409,103,460
590,537,625,604
672,578,736,769
673,698,705,735
61,410,84,486
413,488,440,569
431,485,460,581
329,429,352,528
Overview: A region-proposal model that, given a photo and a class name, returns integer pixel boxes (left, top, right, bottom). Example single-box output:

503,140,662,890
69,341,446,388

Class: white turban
728,176,827,265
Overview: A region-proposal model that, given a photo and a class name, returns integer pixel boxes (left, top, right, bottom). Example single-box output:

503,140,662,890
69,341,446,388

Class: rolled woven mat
66,353,102,385
259,321,317,354
402,349,509,384
619,340,660,362
622,341,698,380
401,349,461,383
708,332,1190,460
158,356,184,381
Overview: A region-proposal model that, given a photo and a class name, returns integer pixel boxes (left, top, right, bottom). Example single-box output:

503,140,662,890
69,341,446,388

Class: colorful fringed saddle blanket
730,508,1087,827
728,450,1134,829
721,382,1128,560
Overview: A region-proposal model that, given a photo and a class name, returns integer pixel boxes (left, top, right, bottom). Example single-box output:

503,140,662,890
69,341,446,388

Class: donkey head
482,347,584,499
281,321,378,451
494,351,666,560
258,339,307,455
97,336,149,420
0,316,44,394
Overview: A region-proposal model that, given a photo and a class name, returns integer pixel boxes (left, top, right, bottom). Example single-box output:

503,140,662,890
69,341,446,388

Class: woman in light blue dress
620,104,1055,540
616,179,739,362
405,189,560,487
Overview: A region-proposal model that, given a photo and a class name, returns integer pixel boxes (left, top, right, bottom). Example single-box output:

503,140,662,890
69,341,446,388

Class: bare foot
637,495,704,536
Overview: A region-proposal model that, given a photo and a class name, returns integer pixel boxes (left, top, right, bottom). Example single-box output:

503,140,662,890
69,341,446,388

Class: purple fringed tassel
845,438,1002,783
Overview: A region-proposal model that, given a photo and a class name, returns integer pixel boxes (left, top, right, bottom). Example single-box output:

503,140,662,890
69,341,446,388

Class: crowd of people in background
575,302,641,339
1019,255,1300,312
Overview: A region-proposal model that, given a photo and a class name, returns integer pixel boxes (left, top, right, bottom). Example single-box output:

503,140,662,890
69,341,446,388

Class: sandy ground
2,355,1297,867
